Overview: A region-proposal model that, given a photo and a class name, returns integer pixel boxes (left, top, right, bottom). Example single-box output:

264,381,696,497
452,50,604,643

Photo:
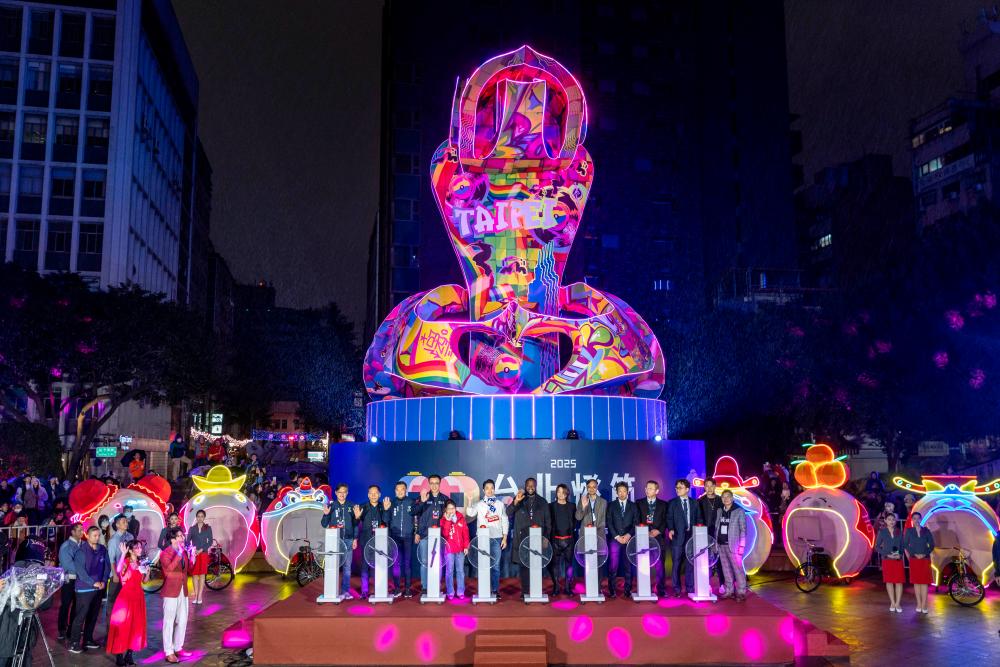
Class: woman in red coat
106,540,147,665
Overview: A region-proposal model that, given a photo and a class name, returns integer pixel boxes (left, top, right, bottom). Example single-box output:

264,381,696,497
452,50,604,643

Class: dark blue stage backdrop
328,439,705,504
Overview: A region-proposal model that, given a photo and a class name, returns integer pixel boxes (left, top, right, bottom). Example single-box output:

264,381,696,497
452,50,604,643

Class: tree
0,265,213,476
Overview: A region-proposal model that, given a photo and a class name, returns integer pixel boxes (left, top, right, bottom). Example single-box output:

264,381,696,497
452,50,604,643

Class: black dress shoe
624,589,632,597
125,650,136,666
673,590,682,598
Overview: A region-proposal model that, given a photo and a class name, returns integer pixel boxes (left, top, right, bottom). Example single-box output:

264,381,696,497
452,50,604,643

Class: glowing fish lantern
782,444,874,579
694,456,773,575
893,474,1000,586
180,465,260,573
260,477,333,575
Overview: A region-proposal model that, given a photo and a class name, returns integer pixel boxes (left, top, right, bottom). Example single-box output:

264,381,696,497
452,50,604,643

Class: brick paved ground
21,570,1000,665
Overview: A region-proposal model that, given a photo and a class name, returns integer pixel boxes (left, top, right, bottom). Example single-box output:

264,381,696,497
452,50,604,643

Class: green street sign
95,446,118,458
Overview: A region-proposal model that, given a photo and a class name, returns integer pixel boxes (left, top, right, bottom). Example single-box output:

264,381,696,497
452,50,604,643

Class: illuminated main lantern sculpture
260,477,333,575
694,456,773,575
364,46,664,404
893,474,1000,586
782,444,875,579
69,475,171,558
180,466,260,573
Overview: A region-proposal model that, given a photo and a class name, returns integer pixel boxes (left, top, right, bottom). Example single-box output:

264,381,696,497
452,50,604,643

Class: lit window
22,114,47,144
818,234,832,248
919,157,943,176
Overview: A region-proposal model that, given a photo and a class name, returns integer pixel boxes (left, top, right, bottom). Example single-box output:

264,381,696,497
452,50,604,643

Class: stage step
473,630,547,667
800,621,851,657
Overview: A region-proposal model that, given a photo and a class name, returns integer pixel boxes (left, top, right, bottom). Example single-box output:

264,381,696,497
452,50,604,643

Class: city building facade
911,10,1000,229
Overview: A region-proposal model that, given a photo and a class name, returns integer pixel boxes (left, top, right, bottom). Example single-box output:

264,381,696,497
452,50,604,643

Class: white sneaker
894,607,902,613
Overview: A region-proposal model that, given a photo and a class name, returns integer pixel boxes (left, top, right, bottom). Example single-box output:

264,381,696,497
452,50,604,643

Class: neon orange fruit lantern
792,443,848,490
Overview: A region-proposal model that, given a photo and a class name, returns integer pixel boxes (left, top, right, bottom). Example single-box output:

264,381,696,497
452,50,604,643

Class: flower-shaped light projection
364,45,664,399
180,465,260,573
893,474,1000,586
792,443,848,490
783,444,873,578
694,456,772,575
260,477,333,574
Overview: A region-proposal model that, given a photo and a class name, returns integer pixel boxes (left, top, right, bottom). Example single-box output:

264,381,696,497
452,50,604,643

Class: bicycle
794,538,840,593
289,538,323,587
943,546,985,606
204,539,235,591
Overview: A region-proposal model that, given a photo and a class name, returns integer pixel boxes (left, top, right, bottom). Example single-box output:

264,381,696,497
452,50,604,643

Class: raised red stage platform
240,579,844,665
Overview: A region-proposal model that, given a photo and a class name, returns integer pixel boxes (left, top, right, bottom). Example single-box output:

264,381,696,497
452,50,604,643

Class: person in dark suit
607,482,638,598
635,480,668,596
666,478,703,596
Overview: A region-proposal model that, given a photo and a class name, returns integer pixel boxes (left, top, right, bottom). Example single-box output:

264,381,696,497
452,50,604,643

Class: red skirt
105,576,147,654
909,556,932,584
191,551,209,575
882,557,904,583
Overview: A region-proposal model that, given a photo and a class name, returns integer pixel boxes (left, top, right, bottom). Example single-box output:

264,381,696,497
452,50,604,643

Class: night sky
173,0,988,329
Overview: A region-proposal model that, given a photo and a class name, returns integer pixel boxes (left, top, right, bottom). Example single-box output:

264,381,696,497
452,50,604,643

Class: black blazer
607,499,639,539
635,498,668,536
666,496,703,537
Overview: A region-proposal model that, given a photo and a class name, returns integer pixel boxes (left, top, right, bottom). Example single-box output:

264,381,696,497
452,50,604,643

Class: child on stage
440,500,470,599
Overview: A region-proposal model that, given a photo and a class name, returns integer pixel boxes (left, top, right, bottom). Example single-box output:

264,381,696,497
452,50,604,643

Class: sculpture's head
451,44,587,171
432,46,593,316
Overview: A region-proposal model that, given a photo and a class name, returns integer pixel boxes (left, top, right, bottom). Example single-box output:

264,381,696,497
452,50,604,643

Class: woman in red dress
904,511,935,614
106,539,148,665
875,513,904,612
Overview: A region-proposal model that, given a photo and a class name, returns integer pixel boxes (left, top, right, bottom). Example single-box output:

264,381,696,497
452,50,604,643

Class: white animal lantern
260,477,332,574
180,465,260,573
894,474,1000,586
69,475,171,558
782,444,874,579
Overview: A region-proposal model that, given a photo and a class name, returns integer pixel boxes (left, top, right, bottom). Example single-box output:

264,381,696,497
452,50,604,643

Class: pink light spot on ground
641,613,670,638
705,614,730,636
222,628,252,649
551,599,579,611
606,627,632,659
180,650,206,663
741,629,766,660
416,632,437,662
374,624,398,652
451,614,477,633
201,603,222,617
568,615,593,642
348,604,375,616
779,616,796,644
657,596,692,609
142,652,165,664
245,602,263,615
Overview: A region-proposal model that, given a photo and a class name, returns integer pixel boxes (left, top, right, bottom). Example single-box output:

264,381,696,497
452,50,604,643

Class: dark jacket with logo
387,496,417,538
414,493,451,538
321,500,357,540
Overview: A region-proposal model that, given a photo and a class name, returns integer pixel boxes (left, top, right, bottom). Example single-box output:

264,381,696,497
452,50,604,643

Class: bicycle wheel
206,560,235,590
795,563,821,593
296,561,322,587
142,564,165,594
948,573,985,606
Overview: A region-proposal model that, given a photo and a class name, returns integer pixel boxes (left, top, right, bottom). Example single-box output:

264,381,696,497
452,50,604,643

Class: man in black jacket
507,477,550,600
635,480,668,596
698,478,723,583
414,474,451,593
607,482,638,598
355,485,390,598
386,481,418,597
666,479,703,596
